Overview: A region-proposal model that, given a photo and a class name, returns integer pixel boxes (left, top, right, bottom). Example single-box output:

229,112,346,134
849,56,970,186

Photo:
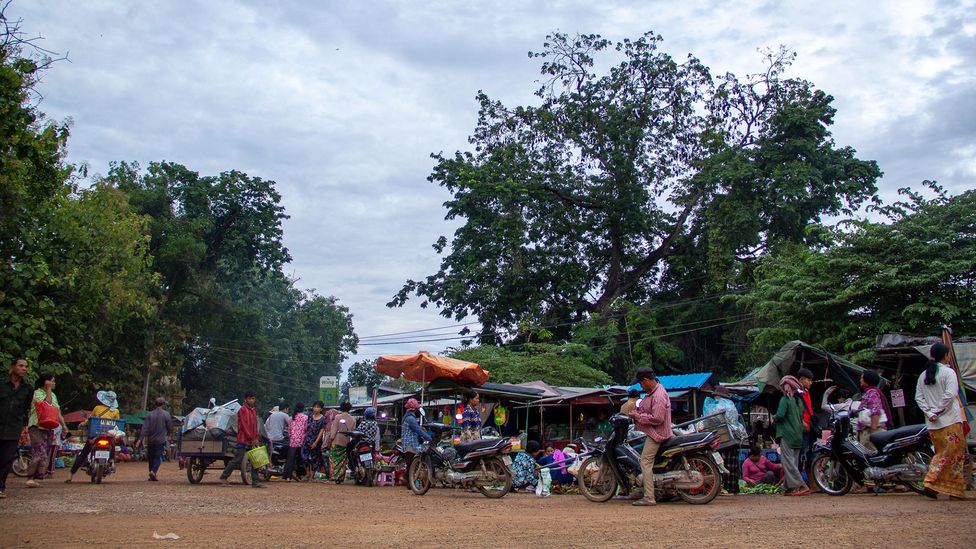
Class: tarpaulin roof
376,351,489,385
625,372,715,394
424,378,545,401
756,341,870,392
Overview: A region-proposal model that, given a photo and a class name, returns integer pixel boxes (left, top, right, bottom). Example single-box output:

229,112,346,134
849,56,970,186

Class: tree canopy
450,344,611,387
391,32,880,381
739,184,976,360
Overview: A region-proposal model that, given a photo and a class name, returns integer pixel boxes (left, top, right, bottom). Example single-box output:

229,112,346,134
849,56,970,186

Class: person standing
282,403,307,481
627,367,672,507
302,401,327,481
857,370,889,452
460,390,482,443
326,401,356,481
794,368,816,478
916,343,968,500
219,390,262,488
264,403,291,465
1,358,32,498
65,389,122,483
143,397,173,481
702,386,746,494
774,375,809,496
24,373,68,487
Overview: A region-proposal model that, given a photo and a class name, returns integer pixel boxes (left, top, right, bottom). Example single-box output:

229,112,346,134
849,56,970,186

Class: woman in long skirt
915,343,968,499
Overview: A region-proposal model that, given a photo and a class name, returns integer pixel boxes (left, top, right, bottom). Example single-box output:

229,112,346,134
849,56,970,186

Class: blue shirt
401,413,430,453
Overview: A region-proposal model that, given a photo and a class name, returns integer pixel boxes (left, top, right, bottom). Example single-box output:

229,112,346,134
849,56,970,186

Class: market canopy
756,341,871,392
376,351,489,385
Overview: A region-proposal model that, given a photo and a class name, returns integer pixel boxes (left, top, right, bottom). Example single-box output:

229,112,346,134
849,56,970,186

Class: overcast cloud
12,0,975,371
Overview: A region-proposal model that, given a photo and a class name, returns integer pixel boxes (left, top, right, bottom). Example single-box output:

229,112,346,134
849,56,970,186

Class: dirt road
1,462,974,548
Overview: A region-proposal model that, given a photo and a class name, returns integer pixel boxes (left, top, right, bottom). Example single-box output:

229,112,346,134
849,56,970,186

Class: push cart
177,430,252,484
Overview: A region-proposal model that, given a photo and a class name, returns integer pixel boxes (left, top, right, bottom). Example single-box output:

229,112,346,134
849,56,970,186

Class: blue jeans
148,442,165,474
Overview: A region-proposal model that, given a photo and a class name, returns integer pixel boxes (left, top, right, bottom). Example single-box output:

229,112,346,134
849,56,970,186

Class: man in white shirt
264,404,291,456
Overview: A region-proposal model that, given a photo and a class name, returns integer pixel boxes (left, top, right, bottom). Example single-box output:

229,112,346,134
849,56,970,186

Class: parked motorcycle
577,414,723,505
811,410,932,495
258,441,289,482
338,430,376,487
11,444,31,477
407,423,513,498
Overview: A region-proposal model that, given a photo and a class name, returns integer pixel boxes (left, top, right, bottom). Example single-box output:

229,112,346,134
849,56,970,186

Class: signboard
348,386,369,406
890,389,906,408
319,376,339,406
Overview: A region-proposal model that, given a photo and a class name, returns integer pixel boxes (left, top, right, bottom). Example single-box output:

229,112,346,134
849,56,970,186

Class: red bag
34,400,59,430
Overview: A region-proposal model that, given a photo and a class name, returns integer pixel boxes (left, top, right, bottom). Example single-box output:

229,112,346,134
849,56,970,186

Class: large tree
390,33,880,381
739,184,976,360
450,344,611,387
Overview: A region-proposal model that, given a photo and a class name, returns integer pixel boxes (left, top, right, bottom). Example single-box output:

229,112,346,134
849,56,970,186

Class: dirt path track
1,463,973,548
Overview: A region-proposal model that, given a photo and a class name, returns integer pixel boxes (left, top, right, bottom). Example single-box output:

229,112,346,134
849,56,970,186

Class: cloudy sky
12,0,975,371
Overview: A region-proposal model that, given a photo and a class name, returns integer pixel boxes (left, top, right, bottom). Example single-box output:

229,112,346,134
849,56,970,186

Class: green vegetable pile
740,482,784,494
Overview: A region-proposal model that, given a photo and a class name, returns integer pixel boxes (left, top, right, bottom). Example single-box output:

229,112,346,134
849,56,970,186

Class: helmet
364,407,377,420
404,398,421,411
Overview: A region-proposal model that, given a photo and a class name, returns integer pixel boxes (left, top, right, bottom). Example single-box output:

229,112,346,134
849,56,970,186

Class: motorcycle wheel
475,457,512,498
900,450,933,495
11,452,30,477
407,456,433,495
675,453,720,505
92,463,103,484
812,453,853,496
577,455,618,503
365,467,375,487
354,464,367,486
187,457,206,484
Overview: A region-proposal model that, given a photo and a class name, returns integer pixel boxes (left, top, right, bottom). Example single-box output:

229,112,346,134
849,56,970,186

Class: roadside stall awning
756,341,871,392
376,351,489,385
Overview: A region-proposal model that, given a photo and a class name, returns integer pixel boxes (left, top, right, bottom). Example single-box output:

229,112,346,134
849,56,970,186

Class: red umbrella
62,410,91,424
376,351,489,404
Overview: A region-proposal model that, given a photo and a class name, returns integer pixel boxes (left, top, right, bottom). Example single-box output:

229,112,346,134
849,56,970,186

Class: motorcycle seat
869,424,927,448
456,439,501,456
656,432,712,453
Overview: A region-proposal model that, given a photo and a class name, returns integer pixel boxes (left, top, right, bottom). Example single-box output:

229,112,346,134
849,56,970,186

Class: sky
11,0,976,374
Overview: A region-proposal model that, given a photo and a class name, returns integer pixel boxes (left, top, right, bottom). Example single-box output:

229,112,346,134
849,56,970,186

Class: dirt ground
1,462,974,548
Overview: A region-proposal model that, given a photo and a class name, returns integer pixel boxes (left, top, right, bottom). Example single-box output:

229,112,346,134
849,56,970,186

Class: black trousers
282,446,304,480
220,446,258,486
0,440,18,491
70,440,95,475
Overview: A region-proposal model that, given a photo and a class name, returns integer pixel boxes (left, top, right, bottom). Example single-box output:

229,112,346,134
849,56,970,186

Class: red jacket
237,404,258,445
801,391,812,430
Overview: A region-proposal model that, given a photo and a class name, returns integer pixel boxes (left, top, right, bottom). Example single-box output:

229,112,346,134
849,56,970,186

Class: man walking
627,367,672,507
1,358,32,498
220,390,262,487
143,397,173,481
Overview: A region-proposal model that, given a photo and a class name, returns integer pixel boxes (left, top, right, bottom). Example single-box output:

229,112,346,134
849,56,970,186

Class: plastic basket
246,445,270,469
87,417,125,438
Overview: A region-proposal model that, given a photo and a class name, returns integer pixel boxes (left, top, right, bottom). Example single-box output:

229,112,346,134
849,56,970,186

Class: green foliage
450,344,611,387
346,359,387,390
739,184,976,360
0,28,157,406
391,33,880,377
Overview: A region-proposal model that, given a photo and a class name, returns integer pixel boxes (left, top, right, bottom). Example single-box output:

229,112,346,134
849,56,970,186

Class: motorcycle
11,444,31,477
87,434,118,484
811,410,932,496
337,429,376,487
577,414,723,505
259,440,289,482
407,423,513,498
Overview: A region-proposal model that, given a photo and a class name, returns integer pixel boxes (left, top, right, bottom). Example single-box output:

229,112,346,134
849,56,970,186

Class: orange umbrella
375,351,489,386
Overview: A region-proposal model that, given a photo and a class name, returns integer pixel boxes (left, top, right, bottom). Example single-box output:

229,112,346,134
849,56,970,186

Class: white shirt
264,410,291,442
915,365,964,430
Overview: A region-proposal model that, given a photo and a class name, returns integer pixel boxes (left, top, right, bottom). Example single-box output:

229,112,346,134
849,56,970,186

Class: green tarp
756,341,871,393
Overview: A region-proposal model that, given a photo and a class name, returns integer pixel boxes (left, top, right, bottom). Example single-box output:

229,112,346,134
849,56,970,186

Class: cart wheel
187,457,207,484
241,457,254,485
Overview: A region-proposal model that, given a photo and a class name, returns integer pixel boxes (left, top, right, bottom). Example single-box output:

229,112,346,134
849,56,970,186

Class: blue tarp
627,372,714,394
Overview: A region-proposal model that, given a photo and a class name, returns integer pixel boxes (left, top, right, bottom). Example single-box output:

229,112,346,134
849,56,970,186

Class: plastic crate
87,417,125,438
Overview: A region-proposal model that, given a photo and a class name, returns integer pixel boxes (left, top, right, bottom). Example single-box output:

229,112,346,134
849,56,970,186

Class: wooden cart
177,431,253,484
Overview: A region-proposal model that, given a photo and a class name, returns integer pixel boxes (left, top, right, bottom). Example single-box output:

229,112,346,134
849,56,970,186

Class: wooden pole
569,402,574,442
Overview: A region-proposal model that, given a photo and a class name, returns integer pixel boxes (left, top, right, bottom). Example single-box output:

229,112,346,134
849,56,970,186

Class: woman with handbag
25,373,68,487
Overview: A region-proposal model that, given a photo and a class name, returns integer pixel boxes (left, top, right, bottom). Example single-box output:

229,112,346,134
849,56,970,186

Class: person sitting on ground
742,446,783,486
511,440,541,492
537,445,574,486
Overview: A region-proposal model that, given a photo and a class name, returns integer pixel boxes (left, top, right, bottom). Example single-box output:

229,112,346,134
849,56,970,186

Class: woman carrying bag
25,373,68,487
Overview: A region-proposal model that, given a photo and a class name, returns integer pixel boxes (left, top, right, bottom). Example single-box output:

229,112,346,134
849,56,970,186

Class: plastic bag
536,467,551,497
567,457,582,477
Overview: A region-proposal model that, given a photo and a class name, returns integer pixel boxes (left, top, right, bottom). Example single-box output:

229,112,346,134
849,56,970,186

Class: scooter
87,434,118,484
338,430,376,487
811,410,932,496
407,423,513,498
577,414,723,505
258,440,289,481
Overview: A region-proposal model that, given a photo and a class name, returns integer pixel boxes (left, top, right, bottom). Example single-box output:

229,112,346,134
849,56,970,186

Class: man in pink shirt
628,367,672,507
742,446,783,486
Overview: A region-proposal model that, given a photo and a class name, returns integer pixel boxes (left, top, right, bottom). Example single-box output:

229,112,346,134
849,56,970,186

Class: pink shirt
289,413,308,448
633,384,672,443
742,456,781,484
